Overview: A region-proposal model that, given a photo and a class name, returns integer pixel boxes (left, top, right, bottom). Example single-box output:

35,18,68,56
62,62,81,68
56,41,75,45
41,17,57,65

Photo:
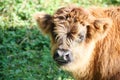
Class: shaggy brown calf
34,6,120,80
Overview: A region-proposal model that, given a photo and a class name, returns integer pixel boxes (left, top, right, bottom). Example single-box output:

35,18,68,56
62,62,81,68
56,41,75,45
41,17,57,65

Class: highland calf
35,6,120,80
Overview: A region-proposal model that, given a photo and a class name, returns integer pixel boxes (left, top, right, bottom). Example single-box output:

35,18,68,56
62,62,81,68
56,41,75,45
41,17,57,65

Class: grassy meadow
0,0,120,80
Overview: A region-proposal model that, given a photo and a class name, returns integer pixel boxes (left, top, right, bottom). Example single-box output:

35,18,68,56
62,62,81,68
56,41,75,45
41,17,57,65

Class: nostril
66,54,69,59
63,54,69,61
64,51,72,61
53,52,60,59
53,49,63,60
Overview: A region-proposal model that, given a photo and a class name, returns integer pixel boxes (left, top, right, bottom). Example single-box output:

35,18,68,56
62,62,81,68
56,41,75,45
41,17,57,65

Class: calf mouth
54,56,72,65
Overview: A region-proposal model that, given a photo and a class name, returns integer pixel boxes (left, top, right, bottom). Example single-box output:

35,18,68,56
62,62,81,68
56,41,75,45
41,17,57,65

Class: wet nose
53,49,72,65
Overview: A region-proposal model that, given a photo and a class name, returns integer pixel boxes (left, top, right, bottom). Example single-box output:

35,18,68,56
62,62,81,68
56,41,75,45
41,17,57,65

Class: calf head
34,7,112,71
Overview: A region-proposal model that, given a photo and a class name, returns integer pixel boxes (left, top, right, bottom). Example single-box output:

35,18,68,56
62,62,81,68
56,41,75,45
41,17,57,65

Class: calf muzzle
53,49,72,65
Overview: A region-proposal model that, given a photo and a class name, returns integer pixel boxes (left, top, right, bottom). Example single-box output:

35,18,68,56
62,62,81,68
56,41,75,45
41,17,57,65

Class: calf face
35,7,112,70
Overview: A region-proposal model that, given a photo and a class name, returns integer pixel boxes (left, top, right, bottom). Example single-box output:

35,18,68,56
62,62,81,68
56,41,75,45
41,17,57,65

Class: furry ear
94,18,112,32
34,12,54,34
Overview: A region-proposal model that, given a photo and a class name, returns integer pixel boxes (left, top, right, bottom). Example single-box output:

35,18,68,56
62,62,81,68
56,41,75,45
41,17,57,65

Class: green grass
0,27,73,80
0,0,120,80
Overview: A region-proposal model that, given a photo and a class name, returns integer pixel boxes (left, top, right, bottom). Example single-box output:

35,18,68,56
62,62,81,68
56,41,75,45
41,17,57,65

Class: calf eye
79,34,84,40
77,33,86,43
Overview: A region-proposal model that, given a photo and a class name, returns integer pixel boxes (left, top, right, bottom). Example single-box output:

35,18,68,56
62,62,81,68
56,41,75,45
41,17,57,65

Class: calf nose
53,49,72,65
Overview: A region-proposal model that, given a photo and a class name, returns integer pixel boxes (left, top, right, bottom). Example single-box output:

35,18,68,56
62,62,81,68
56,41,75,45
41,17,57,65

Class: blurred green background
0,0,120,80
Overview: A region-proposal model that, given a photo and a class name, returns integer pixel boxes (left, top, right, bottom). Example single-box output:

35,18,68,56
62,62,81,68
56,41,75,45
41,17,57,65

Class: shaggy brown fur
34,6,120,80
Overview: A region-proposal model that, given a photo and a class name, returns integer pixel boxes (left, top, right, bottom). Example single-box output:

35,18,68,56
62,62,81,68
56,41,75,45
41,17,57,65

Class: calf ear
94,18,112,32
34,12,54,34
